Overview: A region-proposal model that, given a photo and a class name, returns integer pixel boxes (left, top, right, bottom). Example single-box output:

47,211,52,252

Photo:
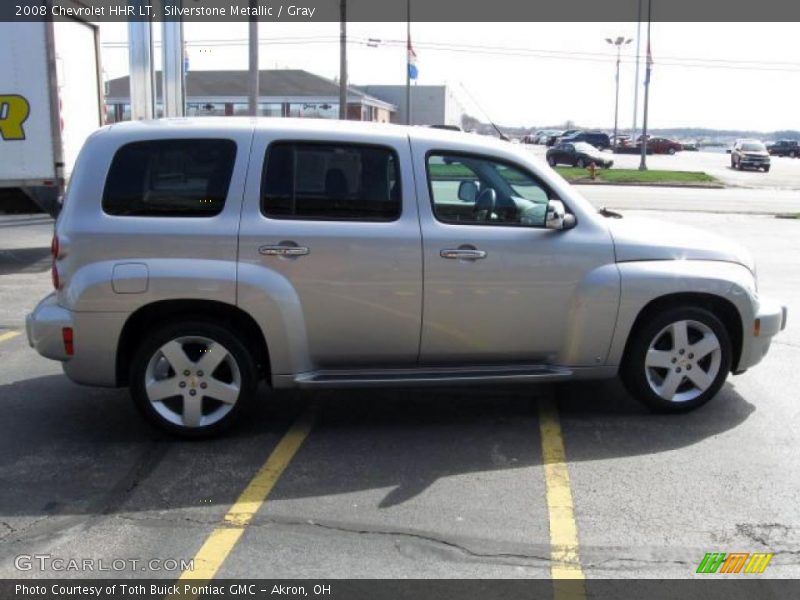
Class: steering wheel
473,188,497,222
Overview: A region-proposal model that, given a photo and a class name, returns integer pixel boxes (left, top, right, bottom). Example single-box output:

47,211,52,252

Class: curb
566,180,725,189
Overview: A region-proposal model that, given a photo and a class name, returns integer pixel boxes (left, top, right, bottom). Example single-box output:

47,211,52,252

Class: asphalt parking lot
0,202,798,581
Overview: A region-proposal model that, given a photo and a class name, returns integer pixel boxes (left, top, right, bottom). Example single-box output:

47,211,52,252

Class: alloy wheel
144,336,242,428
643,319,722,403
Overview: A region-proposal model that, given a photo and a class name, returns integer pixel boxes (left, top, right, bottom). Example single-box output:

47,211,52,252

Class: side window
261,142,401,221
103,139,236,217
427,153,552,227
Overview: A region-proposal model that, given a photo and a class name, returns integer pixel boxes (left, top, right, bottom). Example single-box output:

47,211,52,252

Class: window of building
103,139,237,217
262,142,401,221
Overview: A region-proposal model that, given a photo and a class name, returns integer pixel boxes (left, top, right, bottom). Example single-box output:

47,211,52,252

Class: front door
238,131,422,371
415,148,612,366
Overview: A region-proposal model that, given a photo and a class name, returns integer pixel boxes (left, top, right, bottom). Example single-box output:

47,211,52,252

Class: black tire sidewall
130,321,258,438
621,306,732,413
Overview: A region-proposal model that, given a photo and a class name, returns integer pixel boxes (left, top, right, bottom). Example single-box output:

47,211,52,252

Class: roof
106,69,395,109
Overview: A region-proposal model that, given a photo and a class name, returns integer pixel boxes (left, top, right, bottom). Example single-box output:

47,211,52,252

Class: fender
606,260,757,367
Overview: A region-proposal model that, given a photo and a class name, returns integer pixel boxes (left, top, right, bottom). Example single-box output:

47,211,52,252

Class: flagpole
638,0,652,171
405,0,411,125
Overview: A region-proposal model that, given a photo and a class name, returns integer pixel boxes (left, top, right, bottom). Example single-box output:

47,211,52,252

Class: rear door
238,129,422,370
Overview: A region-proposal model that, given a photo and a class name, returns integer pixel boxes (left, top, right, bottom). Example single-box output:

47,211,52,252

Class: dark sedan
546,142,614,168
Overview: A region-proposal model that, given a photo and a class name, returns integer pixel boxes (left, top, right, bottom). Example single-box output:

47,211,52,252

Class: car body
546,142,614,168
731,139,771,171
642,137,683,154
27,118,786,436
561,131,611,150
523,131,543,144
767,140,800,158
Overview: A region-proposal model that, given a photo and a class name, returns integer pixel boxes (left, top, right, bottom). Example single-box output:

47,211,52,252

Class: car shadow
0,371,754,521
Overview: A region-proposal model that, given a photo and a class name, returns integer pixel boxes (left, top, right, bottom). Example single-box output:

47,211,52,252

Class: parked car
550,129,582,146
731,140,771,171
766,140,800,158
643,137,683,155
523,131,543,144
561,131,611,150
26,119,786,437
546,142,613,168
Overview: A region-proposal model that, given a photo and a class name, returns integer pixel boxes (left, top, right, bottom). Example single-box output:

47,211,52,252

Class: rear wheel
668,147,676,155
621,306,731,412
130,321,258,437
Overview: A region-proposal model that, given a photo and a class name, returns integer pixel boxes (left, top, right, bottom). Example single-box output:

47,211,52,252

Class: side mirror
545,200,576,230
457,180,478,203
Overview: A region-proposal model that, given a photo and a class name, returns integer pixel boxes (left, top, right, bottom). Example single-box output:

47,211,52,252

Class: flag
407,38,418,80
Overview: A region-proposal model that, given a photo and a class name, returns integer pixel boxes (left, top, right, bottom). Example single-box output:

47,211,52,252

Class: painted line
538,395,586,598
0,331,21,344
169,407,315,597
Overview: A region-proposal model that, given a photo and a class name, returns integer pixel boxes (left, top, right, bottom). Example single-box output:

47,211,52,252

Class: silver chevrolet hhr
26,119,787,437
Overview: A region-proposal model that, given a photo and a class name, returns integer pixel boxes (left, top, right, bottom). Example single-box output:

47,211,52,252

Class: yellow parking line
0,331,21,344
170,407,315,596
539,396,586,599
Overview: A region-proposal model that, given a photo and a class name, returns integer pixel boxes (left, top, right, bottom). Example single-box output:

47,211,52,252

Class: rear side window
103,139,237,217
261,142,401,221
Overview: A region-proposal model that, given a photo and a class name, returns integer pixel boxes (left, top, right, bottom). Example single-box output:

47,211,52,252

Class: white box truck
0,19,103,215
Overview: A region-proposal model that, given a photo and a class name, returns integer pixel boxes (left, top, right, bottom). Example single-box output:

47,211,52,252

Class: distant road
578,185,800,214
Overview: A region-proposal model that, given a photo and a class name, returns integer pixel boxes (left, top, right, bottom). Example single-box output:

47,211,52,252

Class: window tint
427,153,551,227
262,142,400,221
103,139,236,217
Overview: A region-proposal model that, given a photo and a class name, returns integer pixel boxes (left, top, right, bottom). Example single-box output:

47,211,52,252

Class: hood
607,216,755,273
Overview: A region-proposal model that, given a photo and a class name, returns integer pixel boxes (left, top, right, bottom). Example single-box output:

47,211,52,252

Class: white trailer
0,19,103,214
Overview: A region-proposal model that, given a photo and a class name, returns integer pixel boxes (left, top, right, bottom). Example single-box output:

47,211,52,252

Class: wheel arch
116,299,271,386
620,292,743,373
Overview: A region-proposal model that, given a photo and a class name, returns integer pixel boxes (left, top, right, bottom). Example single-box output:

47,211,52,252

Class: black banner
2,580,800,600
3,0,800,23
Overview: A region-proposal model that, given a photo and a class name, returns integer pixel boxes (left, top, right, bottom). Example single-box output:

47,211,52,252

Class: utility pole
405,0,411,125
248,0,259,116
605,36,631,151
639,0,652,171
632,0,642,138
339,0,347,120
161,2,185,118
128,15,154,120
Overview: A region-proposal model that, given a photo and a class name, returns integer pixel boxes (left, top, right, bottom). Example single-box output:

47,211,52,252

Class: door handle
259,244,310,257
440,248,487,260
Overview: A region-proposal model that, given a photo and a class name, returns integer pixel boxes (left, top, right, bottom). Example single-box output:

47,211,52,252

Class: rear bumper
27,294,126,387
737,298,787,372
26,293,72,361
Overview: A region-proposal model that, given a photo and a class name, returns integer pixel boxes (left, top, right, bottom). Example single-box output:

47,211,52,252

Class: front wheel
576,158,586,168
130,321,258,437
621,306,732,412
547,156,557,167
668,147,676,155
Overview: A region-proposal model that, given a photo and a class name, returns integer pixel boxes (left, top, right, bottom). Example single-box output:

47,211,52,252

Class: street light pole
632,0,642,138
605,36,631,151
639,0,652,171
339,0,347,120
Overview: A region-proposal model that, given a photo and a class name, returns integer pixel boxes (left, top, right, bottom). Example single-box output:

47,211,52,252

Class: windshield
742,142,766,152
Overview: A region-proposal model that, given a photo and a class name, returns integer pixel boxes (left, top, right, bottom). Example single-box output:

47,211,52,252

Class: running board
293,365,573,389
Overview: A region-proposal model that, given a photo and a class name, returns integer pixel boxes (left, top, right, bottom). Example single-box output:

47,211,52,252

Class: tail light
51,234,61,290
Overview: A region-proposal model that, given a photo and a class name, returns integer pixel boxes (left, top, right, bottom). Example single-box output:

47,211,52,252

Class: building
357,85,465,127
105,69,396,123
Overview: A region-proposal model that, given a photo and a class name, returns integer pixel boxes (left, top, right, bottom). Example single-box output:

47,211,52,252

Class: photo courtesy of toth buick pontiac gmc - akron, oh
26,118,787,437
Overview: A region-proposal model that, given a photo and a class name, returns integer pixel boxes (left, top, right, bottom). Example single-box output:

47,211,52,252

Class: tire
668,148,676,155
621,306,732,413
547,156,557,167
789,151,796,158
130,320,258,438
576,158,586,168
764,166,770,172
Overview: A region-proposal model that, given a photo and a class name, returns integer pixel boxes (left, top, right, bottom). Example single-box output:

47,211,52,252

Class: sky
97,22,800,132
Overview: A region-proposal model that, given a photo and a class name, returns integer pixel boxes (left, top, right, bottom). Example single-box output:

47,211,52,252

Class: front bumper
26,293,73,361
737,297,787,372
